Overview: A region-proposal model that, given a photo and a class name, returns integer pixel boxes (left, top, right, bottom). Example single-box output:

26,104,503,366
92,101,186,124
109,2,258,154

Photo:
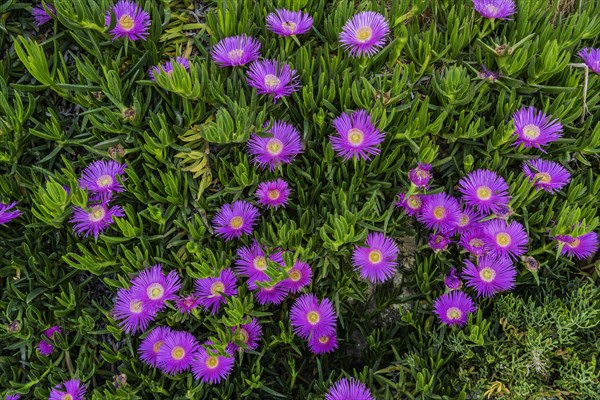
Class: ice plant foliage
48,379,85,400
256,178,291,209
512,107,563,151
330,109,384,160
578,48,600,74
266,9,313,37
105,0,151,41
212,200,260,240
325,378,374,400
211,35,261,67
246,59,300,101
433,291,477,326
352,232,399,283
339,11,390,57
247,120,303,170
472,0,517,19
0,202,22,225
522,159,571,193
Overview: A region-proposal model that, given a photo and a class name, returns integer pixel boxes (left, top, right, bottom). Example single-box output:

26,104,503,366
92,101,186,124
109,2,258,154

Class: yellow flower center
153,340,164,353
268,189,281,200
171,346,185,360
479,267,496,283
347,128,365,146
206,356,219,369
496,232,511,247
228,48,244,62
476,186,492,200
254,256,267,271
210,281,225,297
264,74,281,89
534,172,551,183
282,21,297,33
289,269,301,282
407,195,422,209
118,14,135,31
229,216,244,229
355,26,373,42
88,205,106,222
459,214,470,227
470,238,484,248
96,174,113,187
235,328,250,343
266,138,284,156
433,206,446,220
522,124,541,140
147,283,164,300
318,335,329,344
307,311,320,325
566,238,580,249
368,250,383,264
129,300,143,314
62,395,73,400
446,307,462,320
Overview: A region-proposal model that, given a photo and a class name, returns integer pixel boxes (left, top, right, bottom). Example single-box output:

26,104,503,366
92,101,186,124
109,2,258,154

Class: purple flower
308,332,338,355
252,280,289,305
37,340,54,356
555,232,599,260
325,378,374,400
578,48,600,74
43,325,62,338
5,394,21,400
330,109,384,161
482,219,529,259
266,9,313,36
478,65,500,82
212,200,260,241
70,201,124,239
459,228,489,256
235,240,284,281
49,379,85,400
246,59,300,102
211,35,261,67
149,57,190,81
339,11,389,57
175,294,201,314
229,318,262,352
444,267,462,290
289,293,336,340
192,345,234,384
428,233,451,252
112,288,157,334
512,107,562,152
256,178,290,209
458,169,511,215
195,269,238,314
418,193,462,232
105,0,151,41
283,260,312,293
78,160,126,197
463,256,516,297
408,163,432,189
523,159,570,194
472,0,516,19
247,120,303,170
0,202,22,225
156,331,199,375
395,193,425,216
352,232,399,283
139,326,173,367
32,3,55,26
432,291,477,326
130,265,181,313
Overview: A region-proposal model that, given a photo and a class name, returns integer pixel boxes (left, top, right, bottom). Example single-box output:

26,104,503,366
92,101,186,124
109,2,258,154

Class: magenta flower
578,48,600,74
418,193,462,232
5,394,20,400
211,35,261,67
458,169,511,215
43,325,62,338
482,219,528,259
192,345,234,384
37,340,54,356
78,160,126,198
0,202,22,225
49,379,85,400
472,0,516,19
212,200,260,241
432,291,477,326
428,233,451,252
522,159,570,194
444,267,462,290
252,280,289,305
246,59,300,102
229,318,263,352
130,265,181,313
112,288,157,334
156,331,199,375
175,294,201,314
308,332,338,355
463,256,516,297
289,293,336,340
408,163,432,189
235,240,284,281
512,107,562,152
352,232,399,283
555,232,599,260
139,326,173,367
247,120,303,170
195,269,238,314
339,11,389,57
266,9,313,36
256,178,290,209
283,260,312,293
459,228,489,256
32,3,55,26
395,193,425,216
105,0,150,41
149,57,190,81
70,201,124,239
330,109,384,161
454,207,481,233
325,378,374,400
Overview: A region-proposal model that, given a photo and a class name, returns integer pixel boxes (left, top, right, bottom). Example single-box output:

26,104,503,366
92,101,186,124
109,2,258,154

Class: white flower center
264,74,281,89
522,124,541,140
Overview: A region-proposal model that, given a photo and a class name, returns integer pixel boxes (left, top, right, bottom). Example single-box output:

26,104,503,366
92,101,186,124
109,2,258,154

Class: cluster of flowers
4,379,85,400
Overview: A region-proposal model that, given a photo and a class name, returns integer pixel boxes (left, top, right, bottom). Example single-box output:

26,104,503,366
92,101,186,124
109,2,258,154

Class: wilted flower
522,159,571,194
49,379,85,400
418,193,462,232
156,331,199,375
432,291,477,326
578,48,600,74
429,233,451,252
352,232,399,283
458,169,511,215
229,318,262,352
482,219,529,259
32,3,55,26
330,109,384,161
70,202,124,239
463,256,516,297
283,260,312,293
512,107,562,152
266,9,313,36
0,202,22,225
472,0,516,19
477,65,500,82
408,163,433,189
211,35,261,67
246,59,300,102
395,193,425,216
521,255,540,272
325,378,374,400
555,231,599,260
139,326,173,367
175,294,201,314
308,332,338,354
113,373,128,389
212,200,260,241
339,11,389,57
149,57,190,81
195,269,238,314
256,178,290,209
112,288,157,334
105,0,151,41
290,293,336,340
247,120,303,170
444,267,462,290
192,344,234,384
130,265,181,313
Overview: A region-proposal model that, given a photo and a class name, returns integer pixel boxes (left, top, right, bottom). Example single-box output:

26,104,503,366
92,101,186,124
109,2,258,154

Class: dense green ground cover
1,0,599,399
